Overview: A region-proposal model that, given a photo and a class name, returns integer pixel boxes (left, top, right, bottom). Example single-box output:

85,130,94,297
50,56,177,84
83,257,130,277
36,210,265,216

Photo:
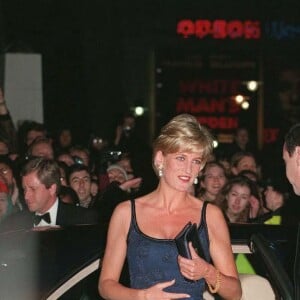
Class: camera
123,126,131,135
105,151,122,162
73,156,84,165
93,137,103,145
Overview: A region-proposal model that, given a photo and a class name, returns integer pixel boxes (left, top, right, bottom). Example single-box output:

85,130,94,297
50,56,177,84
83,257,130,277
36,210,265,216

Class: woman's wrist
204,264,221,293
207,269,221,294
139,289,147,300
203,263,211,279
249,208,259,219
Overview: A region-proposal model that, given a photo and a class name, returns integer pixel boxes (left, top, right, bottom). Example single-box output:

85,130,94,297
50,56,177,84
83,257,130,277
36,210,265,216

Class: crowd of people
0,85,298,228
0,91,158,230
0,86,300,298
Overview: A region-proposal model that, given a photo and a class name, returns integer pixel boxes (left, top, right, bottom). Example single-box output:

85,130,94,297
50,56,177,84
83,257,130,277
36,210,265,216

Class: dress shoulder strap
130,199,137,225
200,201,210,239
200,200,209,225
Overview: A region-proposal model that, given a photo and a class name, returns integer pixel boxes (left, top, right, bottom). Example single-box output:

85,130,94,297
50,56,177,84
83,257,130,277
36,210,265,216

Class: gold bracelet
207,269,221,294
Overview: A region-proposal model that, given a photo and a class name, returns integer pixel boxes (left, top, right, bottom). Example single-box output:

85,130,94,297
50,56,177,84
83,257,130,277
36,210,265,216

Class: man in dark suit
283,123,300,197
282,123,300,299
0,157,99,232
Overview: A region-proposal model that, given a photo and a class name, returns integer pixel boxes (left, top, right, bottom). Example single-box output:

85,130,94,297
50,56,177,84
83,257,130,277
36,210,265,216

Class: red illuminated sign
264,128,280,143
177,19,261,39
175,79,242,130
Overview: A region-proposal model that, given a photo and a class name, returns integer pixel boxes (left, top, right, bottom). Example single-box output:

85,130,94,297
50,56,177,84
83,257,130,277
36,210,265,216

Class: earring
158,167,163,177
193,177,198,185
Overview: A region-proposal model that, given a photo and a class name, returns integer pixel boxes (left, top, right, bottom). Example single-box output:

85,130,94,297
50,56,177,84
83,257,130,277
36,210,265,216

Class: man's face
22,171,56,214
283,145,300,195
69,170,91,202
233,156,257,175
26,130,45,146
236,129,249,147
59,130,72,148
31,142,54,159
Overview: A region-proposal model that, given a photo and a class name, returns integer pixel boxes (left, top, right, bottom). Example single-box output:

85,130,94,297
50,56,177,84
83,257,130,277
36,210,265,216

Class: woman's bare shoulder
205,201,222,211
109,200,132,235
204,203,230,242
113,195,154,217
205,202,226,223
112,199,132,218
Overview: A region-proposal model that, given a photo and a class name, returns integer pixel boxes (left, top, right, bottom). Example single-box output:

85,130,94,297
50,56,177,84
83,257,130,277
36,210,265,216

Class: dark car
0,223,298,300
229,223,297,300
0,224,106,300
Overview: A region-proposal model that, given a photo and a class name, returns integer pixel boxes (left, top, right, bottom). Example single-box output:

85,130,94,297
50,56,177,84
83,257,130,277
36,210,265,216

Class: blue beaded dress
127,200,211,300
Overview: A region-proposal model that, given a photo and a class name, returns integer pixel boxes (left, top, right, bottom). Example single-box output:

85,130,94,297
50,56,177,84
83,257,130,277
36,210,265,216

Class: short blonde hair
153,114,213,166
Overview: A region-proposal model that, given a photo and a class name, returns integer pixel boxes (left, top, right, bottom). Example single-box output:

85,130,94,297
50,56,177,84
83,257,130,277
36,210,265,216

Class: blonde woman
99,114,241,300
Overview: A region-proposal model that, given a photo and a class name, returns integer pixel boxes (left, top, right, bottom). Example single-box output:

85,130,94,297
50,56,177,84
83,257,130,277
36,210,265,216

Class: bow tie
34,212,51,225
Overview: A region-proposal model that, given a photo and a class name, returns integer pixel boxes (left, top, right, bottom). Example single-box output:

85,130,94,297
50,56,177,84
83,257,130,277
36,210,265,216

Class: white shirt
34,198,59,227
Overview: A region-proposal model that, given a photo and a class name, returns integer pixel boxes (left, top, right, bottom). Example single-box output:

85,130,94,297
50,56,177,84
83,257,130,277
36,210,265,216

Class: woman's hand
142,279,190,299
177,242,209,281
119,177,142,191
249,195,260,218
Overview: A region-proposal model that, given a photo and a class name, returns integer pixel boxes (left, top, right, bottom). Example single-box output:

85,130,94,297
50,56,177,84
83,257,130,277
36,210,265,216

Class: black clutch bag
175,221,205,259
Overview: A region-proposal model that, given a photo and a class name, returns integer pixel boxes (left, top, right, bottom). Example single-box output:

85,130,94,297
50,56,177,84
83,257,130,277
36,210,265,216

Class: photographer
113,112,138,154
98,163,142,228
88,134,110,176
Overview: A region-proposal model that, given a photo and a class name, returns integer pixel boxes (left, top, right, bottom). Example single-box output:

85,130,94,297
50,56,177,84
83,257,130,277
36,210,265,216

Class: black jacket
0,200,99,233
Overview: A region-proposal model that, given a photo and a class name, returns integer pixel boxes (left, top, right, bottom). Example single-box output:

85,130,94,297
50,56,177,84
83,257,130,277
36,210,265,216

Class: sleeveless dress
127,200,211,300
